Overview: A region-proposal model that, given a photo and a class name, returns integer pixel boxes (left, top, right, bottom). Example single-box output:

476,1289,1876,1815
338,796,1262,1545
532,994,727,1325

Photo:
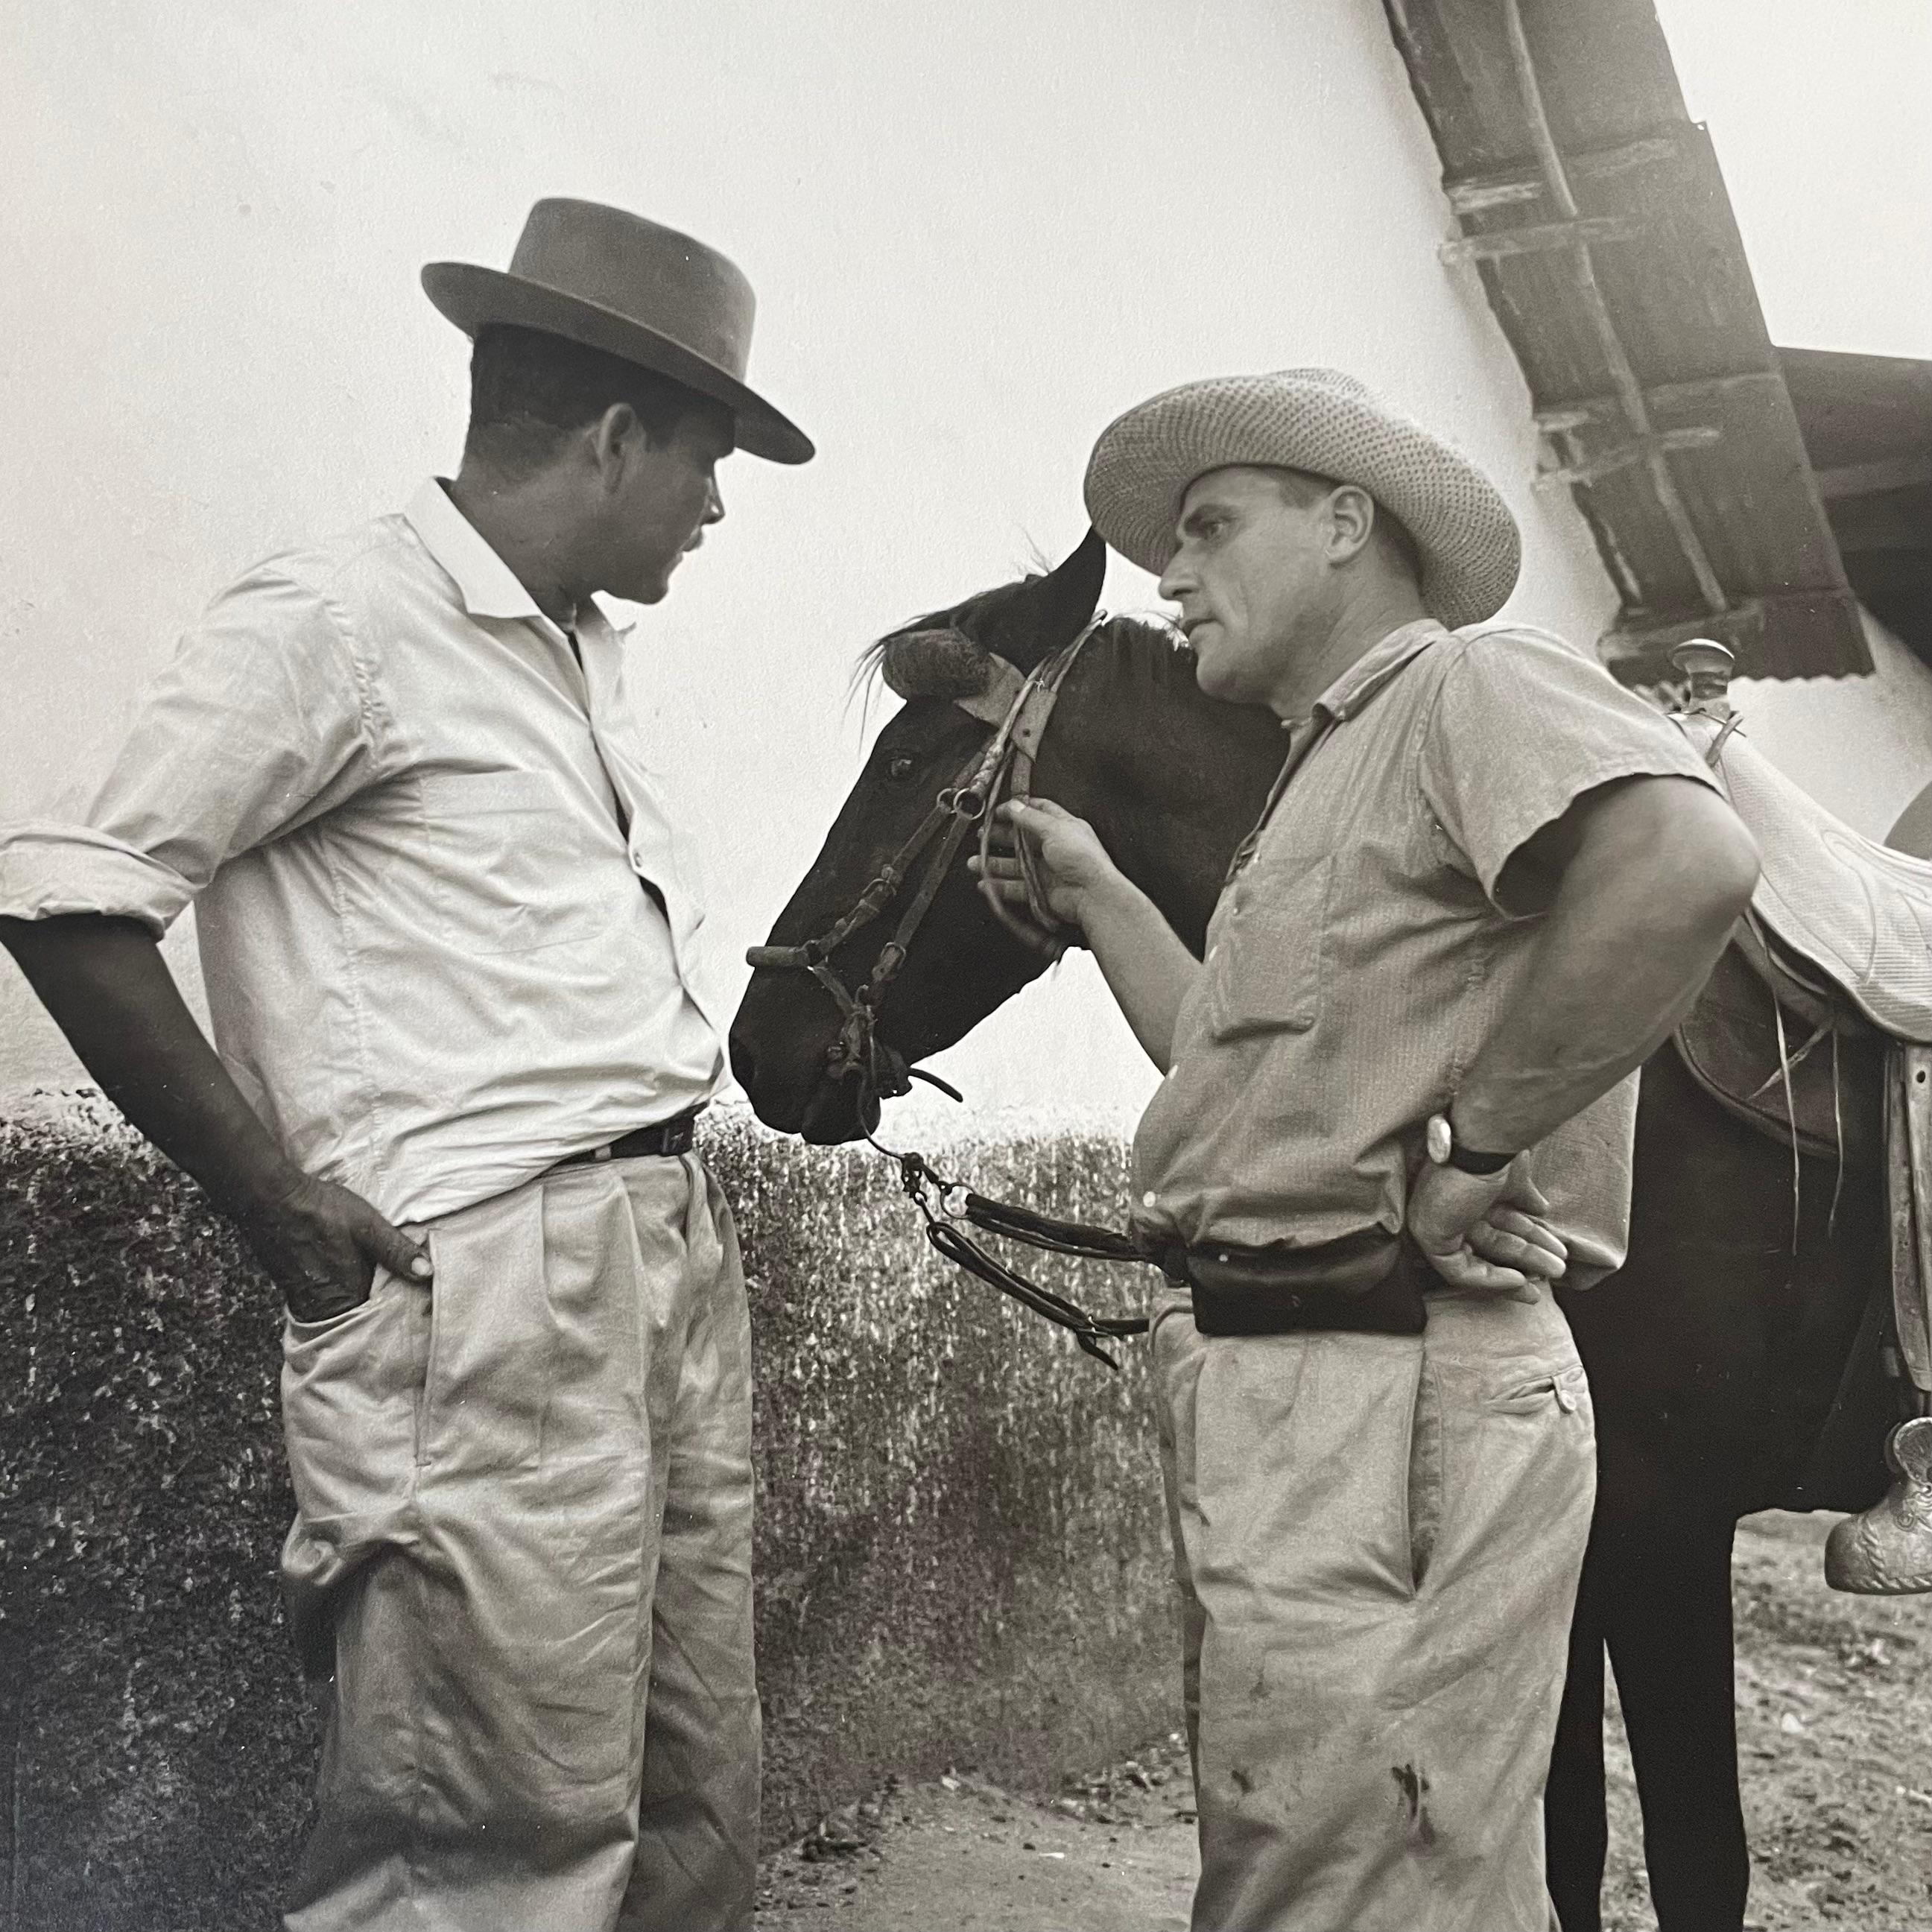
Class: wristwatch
1425,1112,1518,1176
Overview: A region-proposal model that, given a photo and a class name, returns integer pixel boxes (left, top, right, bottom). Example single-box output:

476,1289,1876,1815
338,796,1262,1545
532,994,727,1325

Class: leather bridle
745,611,1156,1372
745,618,1102,1112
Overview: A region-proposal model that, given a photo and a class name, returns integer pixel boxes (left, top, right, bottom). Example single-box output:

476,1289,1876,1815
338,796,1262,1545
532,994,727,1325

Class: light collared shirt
0,481,727,1223
1132,618,1722,1288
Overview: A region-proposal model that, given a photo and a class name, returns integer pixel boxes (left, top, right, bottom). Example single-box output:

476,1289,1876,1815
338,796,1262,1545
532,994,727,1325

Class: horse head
731,533,1285,1142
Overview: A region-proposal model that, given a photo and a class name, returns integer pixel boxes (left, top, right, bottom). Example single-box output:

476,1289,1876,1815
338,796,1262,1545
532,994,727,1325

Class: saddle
1673,941,1884,1168
1665,697,1932,1563
1676,711,1932,1042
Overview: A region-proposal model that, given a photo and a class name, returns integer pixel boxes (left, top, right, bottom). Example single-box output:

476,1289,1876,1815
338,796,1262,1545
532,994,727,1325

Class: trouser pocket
1406,1357,1445,1592
281,1267,428,1528
1486,1362,1590,1416
1421,1352,1595,1605
416,1186,554,1474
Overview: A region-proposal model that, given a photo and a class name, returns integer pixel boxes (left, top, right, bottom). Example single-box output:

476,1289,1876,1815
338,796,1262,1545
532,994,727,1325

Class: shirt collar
403,478,628,644
1305,618,1446,726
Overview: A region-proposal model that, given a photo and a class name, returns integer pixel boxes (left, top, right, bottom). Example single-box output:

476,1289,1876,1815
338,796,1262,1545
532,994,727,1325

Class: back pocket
1486,1362,1589,1416
1206,856,1334,1039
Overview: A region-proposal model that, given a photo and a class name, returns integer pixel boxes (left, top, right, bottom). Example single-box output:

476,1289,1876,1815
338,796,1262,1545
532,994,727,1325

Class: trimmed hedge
0,1104,1176,1931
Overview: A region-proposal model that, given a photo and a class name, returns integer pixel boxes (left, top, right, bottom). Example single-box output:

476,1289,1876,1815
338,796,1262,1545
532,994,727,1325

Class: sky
1656,0,1931,358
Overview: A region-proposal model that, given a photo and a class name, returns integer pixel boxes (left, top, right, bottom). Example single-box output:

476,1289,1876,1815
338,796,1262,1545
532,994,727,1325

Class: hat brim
1083,376,1519,629
422,262,814,465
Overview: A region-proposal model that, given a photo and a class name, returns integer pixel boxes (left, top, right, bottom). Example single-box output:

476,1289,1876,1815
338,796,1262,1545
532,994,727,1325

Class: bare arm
974,800,1202,1071
0,913,429,1317
1448,775,1759,1154
1402,776,1757,1293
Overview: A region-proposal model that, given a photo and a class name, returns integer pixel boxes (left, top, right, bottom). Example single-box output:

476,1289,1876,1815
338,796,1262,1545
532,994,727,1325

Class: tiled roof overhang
1383,0,1869,681
1781,346,1932,665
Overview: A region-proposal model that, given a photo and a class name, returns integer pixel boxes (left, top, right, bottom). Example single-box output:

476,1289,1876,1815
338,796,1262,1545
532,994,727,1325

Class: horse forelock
857,604,1191,714
872,626,996,702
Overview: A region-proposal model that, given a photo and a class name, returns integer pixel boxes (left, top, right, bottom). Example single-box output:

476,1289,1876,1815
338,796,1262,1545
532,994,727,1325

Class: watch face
1425,1113,1454,1166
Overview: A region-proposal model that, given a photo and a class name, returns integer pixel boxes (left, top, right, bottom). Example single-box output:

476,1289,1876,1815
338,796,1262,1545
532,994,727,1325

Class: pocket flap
1206,856,1334,1039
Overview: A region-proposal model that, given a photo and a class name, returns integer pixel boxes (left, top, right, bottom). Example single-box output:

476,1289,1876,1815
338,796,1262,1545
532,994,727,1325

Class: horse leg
1602,1510,1748,1932
1544,1531,1610,1932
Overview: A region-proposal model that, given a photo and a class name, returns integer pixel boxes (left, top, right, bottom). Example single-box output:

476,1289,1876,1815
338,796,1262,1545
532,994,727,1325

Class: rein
747,613,1157,1369
879,1142,1151,1372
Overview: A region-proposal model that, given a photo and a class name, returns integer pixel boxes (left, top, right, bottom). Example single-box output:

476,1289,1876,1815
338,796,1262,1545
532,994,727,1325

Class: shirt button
1141,1191,1158,1208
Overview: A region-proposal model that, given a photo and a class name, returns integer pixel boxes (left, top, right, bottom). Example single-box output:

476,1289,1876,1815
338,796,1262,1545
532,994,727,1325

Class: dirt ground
754,1512,1931,1932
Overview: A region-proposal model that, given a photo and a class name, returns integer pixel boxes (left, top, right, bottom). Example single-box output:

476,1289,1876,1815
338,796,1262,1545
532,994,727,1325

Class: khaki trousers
277,1153,758,1932
1153,1287,1594,1932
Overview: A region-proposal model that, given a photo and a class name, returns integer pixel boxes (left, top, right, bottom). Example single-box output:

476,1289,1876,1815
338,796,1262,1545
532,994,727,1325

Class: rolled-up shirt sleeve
1415,625,1722,910
0,568,381,934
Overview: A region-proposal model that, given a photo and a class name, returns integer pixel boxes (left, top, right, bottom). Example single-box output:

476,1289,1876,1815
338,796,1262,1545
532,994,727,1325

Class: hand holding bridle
971,799,1121,937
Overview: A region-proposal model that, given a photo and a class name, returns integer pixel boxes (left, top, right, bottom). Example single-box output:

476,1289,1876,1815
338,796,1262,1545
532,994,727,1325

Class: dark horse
729,537,1898,1931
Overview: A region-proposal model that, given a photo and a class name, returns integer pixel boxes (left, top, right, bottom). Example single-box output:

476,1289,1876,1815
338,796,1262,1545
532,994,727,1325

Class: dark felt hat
422,197,813,464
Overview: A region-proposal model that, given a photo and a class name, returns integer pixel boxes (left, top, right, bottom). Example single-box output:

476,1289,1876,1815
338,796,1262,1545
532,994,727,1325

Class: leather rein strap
890,1148,1150,1371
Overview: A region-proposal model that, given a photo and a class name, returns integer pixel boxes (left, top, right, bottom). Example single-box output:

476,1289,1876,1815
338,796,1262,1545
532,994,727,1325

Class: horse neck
1042,625,1286,957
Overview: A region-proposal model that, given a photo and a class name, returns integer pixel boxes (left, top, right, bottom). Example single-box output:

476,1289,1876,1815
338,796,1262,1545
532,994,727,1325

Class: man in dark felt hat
0,197,810,1931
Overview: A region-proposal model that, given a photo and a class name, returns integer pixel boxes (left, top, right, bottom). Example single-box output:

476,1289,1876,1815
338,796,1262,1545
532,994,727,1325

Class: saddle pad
1676,713,1932,1042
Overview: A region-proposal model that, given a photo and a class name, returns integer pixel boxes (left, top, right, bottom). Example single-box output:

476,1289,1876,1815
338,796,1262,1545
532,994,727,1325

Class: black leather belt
1155,1226,1429,1337
549,1106,703,1171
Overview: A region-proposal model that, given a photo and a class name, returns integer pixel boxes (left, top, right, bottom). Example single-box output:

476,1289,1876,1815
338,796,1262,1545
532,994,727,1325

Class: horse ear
986,528,1107,670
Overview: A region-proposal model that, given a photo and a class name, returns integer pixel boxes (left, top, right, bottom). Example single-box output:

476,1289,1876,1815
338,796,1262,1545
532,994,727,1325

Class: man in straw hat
0,198,811,1930
979,369,1760,1926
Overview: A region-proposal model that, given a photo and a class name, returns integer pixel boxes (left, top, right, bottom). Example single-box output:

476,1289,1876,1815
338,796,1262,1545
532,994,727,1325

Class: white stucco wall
2,0,1634,1127
1730,612,1932,841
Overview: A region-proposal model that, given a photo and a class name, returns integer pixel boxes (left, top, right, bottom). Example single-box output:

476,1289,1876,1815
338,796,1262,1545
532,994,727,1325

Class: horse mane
1086,612,1198,698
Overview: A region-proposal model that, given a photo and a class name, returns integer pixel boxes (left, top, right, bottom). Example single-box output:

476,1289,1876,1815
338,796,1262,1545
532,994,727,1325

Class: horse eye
887,756,917,782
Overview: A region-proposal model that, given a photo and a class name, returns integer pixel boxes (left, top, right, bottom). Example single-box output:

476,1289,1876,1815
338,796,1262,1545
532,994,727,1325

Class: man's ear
1326,484,1378,565
590,402,644,487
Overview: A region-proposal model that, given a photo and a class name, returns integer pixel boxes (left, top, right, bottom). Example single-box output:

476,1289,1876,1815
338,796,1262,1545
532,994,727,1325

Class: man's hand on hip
0,916,432,1321
236,1172,433,1323
1407,1159,1568,1302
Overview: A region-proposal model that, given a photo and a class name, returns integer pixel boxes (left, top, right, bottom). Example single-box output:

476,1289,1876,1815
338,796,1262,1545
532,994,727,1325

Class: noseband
746,618,1102,1109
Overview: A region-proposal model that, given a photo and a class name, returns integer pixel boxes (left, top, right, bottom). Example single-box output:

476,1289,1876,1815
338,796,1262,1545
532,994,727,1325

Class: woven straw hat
1083,369,1519,627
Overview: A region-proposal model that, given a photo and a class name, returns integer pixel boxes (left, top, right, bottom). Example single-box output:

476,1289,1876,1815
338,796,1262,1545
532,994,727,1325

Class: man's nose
703,480,725,526
1156,549,1194,602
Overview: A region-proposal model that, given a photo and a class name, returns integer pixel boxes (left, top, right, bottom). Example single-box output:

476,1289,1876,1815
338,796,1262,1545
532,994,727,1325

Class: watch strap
1447,1138,1516,1176
1425,1111,1518,1176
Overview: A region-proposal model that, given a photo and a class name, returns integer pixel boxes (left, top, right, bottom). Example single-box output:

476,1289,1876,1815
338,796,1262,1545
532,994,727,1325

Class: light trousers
1153,1286,1594,1932
277,1152,758,1932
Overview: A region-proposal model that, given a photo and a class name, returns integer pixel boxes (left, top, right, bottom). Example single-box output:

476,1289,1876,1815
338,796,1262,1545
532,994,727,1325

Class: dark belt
548,1105,703,1172
1153,1225,1429,1337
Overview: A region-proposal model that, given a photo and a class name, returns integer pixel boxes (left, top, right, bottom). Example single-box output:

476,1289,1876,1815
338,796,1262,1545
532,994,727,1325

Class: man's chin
1194,650,1248,703
614,566,674,606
